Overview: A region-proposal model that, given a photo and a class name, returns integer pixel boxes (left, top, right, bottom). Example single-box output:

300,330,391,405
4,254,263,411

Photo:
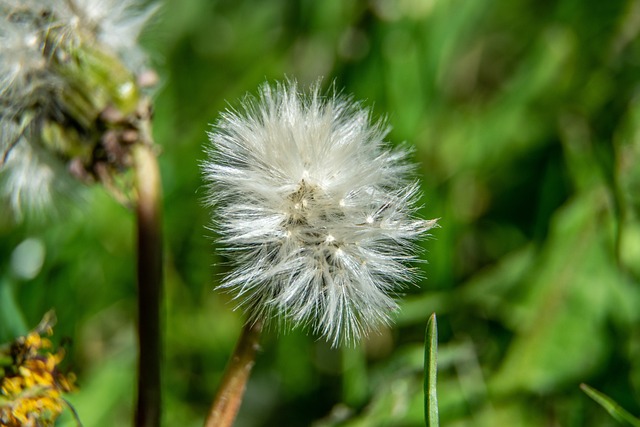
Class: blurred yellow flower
0,312,78,427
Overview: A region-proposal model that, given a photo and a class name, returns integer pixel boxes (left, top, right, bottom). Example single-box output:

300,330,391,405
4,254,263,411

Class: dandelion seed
203,81,437,346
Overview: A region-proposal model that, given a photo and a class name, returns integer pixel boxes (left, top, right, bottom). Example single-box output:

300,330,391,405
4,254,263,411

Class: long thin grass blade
424,313,439,427
581,383,640,427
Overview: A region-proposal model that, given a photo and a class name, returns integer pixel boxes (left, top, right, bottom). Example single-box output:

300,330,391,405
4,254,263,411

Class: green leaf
581,384,640,427
424,313,439,427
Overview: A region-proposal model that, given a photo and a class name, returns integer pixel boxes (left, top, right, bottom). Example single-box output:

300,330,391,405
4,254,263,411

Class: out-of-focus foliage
1,0,640,426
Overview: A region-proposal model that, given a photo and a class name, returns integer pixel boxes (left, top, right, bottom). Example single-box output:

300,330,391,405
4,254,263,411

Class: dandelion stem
133,140,163,427
204,321,262,427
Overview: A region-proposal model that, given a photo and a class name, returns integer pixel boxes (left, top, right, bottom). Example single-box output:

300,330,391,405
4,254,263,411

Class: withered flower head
0,0,158,218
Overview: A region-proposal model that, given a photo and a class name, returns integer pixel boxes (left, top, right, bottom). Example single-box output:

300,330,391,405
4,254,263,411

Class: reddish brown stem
134,143,163,427
204,321,262,427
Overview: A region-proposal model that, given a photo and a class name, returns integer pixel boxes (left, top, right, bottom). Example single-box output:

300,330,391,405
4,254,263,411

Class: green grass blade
581,384,640,427
424,313,439,427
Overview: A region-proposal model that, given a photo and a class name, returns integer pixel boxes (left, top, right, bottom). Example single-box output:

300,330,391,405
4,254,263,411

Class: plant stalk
133,142,163,427
204,321,262,427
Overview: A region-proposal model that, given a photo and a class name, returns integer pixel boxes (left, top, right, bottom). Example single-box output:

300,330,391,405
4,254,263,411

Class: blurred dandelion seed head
203,81,437,346
0,0,157,218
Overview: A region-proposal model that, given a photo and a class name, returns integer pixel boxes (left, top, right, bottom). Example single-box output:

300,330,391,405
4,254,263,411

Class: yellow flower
0,312,78,426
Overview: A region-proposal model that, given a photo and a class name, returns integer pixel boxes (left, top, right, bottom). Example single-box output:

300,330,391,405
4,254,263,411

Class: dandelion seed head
0,0,157,217
0,19,53,112
0,119,76,220
55,0,157,71
203,81,437,346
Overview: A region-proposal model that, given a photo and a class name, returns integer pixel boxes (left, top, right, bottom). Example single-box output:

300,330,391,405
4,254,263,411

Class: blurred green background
2,0,640,425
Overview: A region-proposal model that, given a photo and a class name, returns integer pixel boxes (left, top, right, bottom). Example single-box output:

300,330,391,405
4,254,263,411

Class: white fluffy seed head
54,0,158,72
0,0,153,110
203,81,437,346
0,120,76,216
